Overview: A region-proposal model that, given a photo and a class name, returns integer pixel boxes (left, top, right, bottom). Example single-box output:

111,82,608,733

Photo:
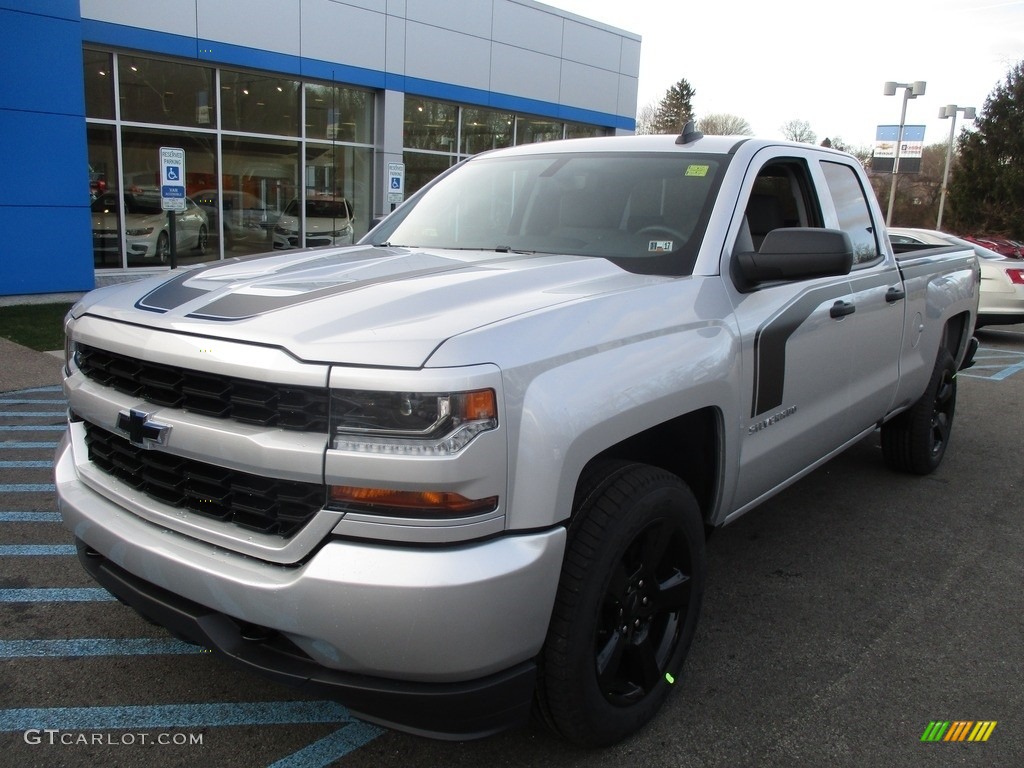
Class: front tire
155,232,170,263
881,348,957,474
537,461,706,746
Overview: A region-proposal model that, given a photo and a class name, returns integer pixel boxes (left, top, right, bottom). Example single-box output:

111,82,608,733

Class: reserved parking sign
160,147,186,212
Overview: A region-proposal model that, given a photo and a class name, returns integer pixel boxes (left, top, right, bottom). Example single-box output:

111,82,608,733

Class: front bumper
55,433,566,738
74,539,538,739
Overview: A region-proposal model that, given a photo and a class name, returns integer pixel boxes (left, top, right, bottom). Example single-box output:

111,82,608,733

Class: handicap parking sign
159,147,186,211
387,162,405,203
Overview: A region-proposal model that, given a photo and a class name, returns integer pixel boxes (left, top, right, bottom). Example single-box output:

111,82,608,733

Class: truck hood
75,246,663,368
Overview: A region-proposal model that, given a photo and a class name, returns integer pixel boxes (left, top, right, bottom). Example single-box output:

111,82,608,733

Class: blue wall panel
0,5,93,297
0,207,95,294
1,111,90,209
0,10,85,115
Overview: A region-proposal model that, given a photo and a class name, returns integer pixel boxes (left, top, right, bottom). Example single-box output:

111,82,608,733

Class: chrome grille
83,420,324,537
77,344,329,431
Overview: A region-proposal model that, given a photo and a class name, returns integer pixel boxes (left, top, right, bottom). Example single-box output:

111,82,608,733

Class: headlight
275,225,297,235
329,224,354,237
63,310,78,371
125,226,154,236
330,388,497,455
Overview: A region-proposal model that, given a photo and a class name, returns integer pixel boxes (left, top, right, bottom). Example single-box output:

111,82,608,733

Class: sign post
160,147,186,268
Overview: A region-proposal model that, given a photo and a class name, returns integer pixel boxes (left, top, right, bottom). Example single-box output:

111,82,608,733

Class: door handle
830,300,856,319
885,286,906,303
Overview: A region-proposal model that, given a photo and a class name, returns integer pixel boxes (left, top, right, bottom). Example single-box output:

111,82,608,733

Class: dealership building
0,0,639,298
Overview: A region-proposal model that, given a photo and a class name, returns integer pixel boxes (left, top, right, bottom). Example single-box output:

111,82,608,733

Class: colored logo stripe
921,720,996,742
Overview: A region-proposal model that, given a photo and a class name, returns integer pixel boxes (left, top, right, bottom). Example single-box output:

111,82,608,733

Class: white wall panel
301,0,387,71
560,60,619,114
405,22,491,91
405,0,492,40
492,1,562,57
81,0,199,39
335,0,387,12
197,0,301,56
561,19,621,71
80,0,640,124
617,73,639,118
620,36,641,75
490,43,560,103
385,14,406,74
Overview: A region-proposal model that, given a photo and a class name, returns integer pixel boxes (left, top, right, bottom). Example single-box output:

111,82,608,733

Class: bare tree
634,102,658,135
781,119,816,144
697,113,752,136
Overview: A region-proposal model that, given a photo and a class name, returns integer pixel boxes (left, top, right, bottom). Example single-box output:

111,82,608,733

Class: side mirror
734,228,853,290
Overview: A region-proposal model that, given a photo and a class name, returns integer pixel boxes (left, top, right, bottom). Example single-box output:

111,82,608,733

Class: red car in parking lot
963,235,1023,259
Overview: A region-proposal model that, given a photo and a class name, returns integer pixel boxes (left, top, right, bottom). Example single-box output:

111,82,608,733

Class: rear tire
537,460,706,746
881,348,957,474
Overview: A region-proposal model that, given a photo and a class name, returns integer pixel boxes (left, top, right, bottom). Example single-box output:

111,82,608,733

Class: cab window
820,160,881,265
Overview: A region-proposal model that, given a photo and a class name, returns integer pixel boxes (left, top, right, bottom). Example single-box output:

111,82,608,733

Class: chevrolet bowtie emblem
116,409,171,448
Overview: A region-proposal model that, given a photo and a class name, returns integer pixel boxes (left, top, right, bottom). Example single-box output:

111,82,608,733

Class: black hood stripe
132,250,542,321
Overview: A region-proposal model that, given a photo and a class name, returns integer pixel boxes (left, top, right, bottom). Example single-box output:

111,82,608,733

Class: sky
543,0,1024,149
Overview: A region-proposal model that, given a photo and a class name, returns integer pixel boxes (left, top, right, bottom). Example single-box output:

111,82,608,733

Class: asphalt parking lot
1,327,1022,767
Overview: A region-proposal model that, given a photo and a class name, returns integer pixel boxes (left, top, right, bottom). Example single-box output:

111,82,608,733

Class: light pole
883,80,926,226
936,104,976,231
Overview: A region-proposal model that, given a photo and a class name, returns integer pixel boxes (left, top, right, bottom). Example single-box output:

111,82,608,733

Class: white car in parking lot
92,191,209,262
273,196,354,249
889,227,1024,327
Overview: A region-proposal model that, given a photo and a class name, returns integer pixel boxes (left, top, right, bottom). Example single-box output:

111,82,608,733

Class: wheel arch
574,407,723,526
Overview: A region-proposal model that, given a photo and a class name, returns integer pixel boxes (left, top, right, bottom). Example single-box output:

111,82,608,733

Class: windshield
90,192,163,216
366,151,728,276
285,198,352,219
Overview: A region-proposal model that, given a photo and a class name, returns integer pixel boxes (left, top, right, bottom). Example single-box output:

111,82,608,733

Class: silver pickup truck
56,128,979,746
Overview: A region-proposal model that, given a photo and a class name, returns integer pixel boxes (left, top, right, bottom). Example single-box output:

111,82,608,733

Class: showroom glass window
566,122,604,139
221,70,300,136
460,107,514,155
305,83,372,143
515,116,565,144
302,83,374,241
83,49,114,119
119,55,216,129
403,97,458,196
118,128,217,268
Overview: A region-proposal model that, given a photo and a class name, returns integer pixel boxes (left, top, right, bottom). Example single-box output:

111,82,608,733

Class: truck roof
482,132,848,160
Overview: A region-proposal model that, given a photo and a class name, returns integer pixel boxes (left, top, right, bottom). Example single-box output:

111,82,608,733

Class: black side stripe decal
751,283,850,417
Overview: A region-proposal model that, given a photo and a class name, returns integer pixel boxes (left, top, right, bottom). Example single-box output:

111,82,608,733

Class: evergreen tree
946,61,1024,238
651,79,697,134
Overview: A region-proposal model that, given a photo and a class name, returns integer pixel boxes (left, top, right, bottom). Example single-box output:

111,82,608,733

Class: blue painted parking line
0,638,202,658
0,483,55,492
268,721,386,768
0,700,371,731
0,460,52,468
2,411,66,418
959,347,1024,381
0,403,67,409
0,441,59,448
0,702,383,766
0,425,65,431
0,544,75,556
0,588,116,602
0,511,62,522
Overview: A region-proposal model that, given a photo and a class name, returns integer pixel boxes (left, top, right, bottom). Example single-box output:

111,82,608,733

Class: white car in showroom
273,195,354,249
889,227,1024,328
91,191,209,263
